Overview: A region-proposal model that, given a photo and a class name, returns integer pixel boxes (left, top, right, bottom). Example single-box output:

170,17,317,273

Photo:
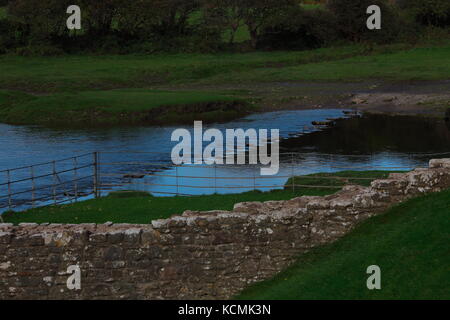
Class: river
1,109,449,212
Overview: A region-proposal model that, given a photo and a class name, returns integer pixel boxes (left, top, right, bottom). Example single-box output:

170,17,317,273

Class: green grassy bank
1,42,449,126
237,188,450,300
285,170,402,189
1,171,392,224
1,43,449,93
0,89,250,126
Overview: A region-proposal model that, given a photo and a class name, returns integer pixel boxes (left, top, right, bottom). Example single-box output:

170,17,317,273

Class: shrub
257,8,339,50
15,44,64,56
0,19,27,53
7,0,72,47
327,0,402,43
201,0,299,49
398,0,450,27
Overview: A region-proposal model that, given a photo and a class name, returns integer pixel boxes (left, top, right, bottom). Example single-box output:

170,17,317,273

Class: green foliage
0,19,26,53
398,0,450,27
327,0,402,43
15,44,63,56
0,6,7,19
237,188,450,300
199,0,300,48
257,7,339,50
7,0,71,44
2,0,450,53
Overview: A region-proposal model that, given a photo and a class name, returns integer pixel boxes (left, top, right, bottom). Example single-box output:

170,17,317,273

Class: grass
1,41,449,126
0,89,250,126
286,170,403,189
1,43,448,93
2,170,393,224
206,46,450,84
237,188,450,300
2,189,326,225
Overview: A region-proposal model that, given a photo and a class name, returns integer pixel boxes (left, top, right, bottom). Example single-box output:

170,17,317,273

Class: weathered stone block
429,158,450,169
89,233,107,243
103,246,124,261
107,231,124,244
0,232,12,244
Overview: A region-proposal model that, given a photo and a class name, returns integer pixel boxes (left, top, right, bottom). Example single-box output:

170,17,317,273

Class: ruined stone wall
1,159,449,300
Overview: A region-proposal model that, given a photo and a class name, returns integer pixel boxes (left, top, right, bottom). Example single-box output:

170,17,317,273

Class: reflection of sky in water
0,109,448,211
0,108,349,170
128,151,428,196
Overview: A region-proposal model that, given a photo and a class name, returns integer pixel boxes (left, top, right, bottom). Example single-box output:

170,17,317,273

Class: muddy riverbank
161,80,450,118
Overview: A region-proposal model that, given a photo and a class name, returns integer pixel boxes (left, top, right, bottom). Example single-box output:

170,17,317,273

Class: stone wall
1,159,449,300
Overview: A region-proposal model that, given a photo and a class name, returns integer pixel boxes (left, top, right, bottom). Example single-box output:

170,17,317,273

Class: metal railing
0,153,98,216
2,150,450,217
95,150,450,197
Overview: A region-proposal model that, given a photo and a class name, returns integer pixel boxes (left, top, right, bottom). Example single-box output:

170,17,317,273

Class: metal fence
1,150,450,218
96,152,376,196
0,153,98,216
94,150,450,196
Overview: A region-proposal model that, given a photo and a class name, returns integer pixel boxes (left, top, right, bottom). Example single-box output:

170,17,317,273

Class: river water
1,109,449,212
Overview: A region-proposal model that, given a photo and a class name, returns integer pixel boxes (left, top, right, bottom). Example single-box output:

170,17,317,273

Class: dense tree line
0,0,449,55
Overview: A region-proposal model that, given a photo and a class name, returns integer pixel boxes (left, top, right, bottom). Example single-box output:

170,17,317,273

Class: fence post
176,165,179,196
214,164,217,194
7,170,12,211
73,157,78,202
30,166,35,208
253,167,256,191
291,152,295,192
93,152,99,198
52,161,57,205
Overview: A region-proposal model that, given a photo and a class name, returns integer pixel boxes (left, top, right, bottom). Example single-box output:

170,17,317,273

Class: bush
4,0,442,55
398,0,450,27
257,8,339,50
201,0,299,49
15,44,64,56
7,0,71,45
327,0,402,43
0,19,27,53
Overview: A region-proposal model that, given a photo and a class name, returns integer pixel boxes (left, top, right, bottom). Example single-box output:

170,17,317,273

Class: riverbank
0,42,449,126
1,80,449,127
174,80,450,117
0,89,252,127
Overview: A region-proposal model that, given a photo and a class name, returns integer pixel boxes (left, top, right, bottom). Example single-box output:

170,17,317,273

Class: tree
76,0,121,36
327,0,400,43
202,0,299,48
201,0,246,45
257,7,339,50
241,0,299,48
398,0,450,27
7,0,71,44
